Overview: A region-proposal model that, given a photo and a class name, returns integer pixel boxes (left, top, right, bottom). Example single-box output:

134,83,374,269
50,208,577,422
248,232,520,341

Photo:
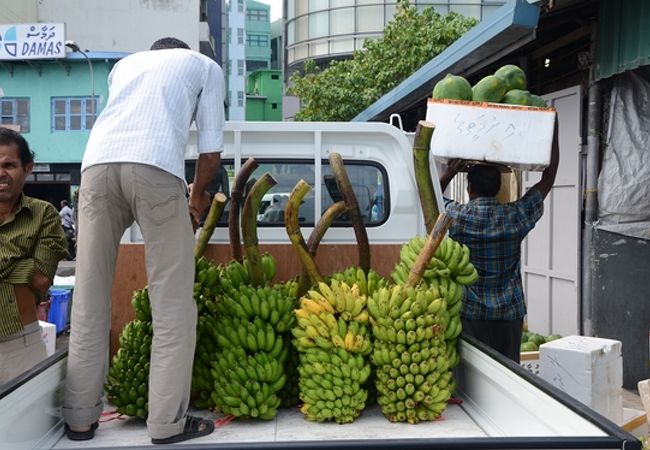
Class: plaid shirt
444,188,544,320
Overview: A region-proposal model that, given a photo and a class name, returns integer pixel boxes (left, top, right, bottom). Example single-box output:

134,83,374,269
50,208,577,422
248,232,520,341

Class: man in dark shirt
439,117,559,362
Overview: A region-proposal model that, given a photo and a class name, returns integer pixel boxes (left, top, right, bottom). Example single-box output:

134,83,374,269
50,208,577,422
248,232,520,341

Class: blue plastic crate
48,289,71,334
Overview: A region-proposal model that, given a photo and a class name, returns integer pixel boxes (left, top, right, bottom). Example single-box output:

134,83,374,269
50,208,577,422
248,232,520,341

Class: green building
245,69,282,121
0,52,125,203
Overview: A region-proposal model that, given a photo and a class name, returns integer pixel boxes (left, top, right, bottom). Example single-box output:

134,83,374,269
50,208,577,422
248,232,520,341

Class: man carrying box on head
0,128,68,385
438,116,560,363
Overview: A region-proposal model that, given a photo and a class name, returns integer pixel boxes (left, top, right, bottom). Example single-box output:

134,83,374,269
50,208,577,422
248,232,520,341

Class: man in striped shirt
439,117,559,362
63,37,224,444
0,127,68,384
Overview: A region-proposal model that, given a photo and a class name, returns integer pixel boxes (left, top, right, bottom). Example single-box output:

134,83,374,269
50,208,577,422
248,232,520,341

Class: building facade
285,0,505,73
245,69,282,121
227,0,247,119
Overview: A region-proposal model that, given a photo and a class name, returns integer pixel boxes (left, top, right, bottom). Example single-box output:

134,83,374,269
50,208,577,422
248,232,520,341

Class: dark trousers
461,318,523,363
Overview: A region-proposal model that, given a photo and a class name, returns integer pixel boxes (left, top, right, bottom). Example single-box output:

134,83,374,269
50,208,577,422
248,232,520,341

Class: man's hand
30,268,52,300
188,184,211,226
440,159,469,191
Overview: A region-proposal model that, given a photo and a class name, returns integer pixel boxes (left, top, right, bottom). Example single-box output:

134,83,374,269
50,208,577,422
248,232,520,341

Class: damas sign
0,23,65,60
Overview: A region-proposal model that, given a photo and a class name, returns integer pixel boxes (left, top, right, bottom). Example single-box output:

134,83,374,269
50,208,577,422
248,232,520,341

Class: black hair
0,127,34,167
150,37,190,50
468,164,501,197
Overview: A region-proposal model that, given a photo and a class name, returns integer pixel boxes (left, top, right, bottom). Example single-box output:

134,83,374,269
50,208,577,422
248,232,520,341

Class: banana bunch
216,284,296,333
292,281,371,352
191,315,222,409
194,256,223,316
298,347,371,423
328,266,388,297
131,288,151,322
208,280,298,419
292,280,373,423
392,236,479,286
220,253,277,292
368,284,453,423
426,276,463,370
210,346,286,420
105,320,152,419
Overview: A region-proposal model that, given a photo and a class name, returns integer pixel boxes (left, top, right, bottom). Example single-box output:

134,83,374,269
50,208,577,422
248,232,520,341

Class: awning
352,0,540,122
595,0,650,81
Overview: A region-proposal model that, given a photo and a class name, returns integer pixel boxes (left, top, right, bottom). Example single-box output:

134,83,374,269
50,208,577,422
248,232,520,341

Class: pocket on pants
135,169,183,227
79,165,109,220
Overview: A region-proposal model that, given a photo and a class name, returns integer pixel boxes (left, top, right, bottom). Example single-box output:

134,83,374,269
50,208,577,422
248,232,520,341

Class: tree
288,0,477,122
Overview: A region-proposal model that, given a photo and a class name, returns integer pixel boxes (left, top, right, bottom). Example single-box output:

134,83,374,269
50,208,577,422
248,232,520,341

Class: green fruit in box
530,94,548,108
432,74,473,101
545,334,562,342
501,89,532,106
528,333,546,347
521,331,530,343
494,64,527,91
472,75,507,102
520,341,538,352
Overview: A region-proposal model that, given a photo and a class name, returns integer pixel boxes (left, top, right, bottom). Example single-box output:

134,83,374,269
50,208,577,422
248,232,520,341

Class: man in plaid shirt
439,117,559,362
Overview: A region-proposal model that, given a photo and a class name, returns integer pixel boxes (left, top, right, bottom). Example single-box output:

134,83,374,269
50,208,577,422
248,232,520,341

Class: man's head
467,164,501,198
0,127,34,206
150,37,190,50
61,199,69,208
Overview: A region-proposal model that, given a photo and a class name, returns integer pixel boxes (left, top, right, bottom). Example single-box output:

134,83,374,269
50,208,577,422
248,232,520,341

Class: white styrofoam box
539,335,623,424
426,99,556,171
520,351,540,376
39,320,56,357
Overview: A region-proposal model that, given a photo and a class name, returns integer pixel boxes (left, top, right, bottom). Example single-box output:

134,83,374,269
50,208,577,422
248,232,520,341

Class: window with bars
51,97,97,132
0,98,30,133
237,28,244,44
237,59,244,76
246,34,269,47
237,91,244,107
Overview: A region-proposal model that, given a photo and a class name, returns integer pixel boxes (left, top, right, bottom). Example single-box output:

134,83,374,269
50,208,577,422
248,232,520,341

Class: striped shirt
444,188,544,320
82,48,226,181
0,195,68,337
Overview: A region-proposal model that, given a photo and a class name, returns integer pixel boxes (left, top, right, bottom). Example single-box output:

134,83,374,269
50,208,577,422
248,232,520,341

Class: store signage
0,23,65,60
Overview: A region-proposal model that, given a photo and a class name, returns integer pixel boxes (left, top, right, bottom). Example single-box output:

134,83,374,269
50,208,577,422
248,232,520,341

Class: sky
255,0,283,21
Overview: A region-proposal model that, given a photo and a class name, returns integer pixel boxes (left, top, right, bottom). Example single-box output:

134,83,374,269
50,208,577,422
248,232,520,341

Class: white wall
36,0,200,52
227,0,246,120
0,0,37,23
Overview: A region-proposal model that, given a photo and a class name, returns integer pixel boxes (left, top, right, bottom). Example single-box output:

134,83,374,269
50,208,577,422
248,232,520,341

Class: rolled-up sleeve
195,62,226,154
33,205,68,280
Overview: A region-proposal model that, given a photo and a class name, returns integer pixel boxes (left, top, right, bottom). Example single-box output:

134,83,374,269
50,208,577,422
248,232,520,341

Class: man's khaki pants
0,327,47,385
63,163,196,440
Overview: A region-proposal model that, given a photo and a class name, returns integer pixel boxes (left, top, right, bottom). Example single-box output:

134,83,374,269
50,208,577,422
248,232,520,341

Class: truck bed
1,337,641,450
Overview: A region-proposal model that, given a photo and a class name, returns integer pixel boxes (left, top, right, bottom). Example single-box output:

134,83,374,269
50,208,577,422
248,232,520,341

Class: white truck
0,121,641,450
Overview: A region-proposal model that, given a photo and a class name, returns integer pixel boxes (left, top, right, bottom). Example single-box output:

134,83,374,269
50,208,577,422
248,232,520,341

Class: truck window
185,160,388,228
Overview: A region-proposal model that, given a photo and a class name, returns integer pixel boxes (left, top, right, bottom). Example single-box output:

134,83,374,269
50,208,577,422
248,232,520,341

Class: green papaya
472,75,506,102
494,64,527,91
530,94,548,108
432,74,473,101
501,89,532,106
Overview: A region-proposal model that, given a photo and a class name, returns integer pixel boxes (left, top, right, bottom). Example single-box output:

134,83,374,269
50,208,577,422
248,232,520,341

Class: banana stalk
297,201,347,296
242,172,277,287
328,152,370,273
406,213,452,288
228,157,259,261
194,192,229,258
285,180,323,286
413,120,438,234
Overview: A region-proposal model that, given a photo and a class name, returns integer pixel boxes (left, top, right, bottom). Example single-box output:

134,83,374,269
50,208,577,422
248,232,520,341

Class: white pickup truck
0,121,641,450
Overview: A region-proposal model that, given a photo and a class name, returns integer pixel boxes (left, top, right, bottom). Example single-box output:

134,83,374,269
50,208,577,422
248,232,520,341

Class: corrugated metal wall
595,0,650,80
